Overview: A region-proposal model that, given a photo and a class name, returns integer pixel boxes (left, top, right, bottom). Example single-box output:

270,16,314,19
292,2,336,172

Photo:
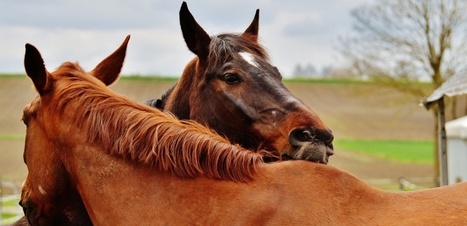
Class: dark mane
206,33,269,69
50,62,264,182
145,85,175,110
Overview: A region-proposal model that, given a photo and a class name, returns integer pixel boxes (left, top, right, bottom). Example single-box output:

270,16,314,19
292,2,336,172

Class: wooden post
438,98,448,186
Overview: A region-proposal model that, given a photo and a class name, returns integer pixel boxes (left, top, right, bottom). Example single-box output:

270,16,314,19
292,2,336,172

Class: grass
2,198,18,206
2,212,18,218
0,73,25,77
0,133,434,164
0,73,432,88
1,195,22,222
0,134,24,140
334,139,434,164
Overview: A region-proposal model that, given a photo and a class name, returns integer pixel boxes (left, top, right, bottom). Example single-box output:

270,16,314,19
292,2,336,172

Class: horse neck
164,58,200,119
62,143,210,225
62,144,151,223
58,147,467,225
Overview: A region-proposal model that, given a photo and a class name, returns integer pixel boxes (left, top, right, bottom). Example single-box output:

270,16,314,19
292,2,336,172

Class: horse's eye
223,74,241,84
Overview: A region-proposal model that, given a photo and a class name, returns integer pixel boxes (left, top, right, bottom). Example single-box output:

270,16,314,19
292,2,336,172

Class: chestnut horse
147,2,334,163
19,36,264,225
20,37,467,225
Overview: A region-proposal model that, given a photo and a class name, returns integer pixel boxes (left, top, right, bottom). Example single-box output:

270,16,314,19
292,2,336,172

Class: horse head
154,2,334,163
19,36,129,226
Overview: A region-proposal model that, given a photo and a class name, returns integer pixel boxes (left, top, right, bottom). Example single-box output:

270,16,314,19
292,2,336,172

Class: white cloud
0,0,373,76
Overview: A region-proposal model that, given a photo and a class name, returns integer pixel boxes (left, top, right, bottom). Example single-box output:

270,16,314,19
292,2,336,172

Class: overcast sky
1,0,373,77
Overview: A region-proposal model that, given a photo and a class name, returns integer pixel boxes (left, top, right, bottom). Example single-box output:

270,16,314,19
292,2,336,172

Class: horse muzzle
19,200,63,226
19,200,38,225
284,128,334,164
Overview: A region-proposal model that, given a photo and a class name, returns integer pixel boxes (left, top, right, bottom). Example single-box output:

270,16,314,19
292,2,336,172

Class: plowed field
0,76,436,189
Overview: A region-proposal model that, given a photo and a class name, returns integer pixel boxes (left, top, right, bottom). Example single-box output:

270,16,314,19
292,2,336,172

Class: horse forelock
48,65,263,182
206,34,268,70
173,34,268,102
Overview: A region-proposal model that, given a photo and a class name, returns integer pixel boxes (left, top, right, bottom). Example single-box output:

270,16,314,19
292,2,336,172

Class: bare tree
341,0,467,184
292,63,318,78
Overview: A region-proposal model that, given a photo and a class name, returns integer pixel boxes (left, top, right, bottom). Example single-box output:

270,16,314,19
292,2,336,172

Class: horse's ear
91,35,130,86
179,1,211,60
24,44,50,95
242,9,259,42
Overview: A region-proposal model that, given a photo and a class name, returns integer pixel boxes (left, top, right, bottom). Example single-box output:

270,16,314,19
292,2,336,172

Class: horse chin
282,143,333,164
20,201,41,226
21,200,66,226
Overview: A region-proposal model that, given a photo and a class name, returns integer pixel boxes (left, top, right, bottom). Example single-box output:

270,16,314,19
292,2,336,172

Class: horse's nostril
289,128,314,146
302,130,312,141
289,128,334,147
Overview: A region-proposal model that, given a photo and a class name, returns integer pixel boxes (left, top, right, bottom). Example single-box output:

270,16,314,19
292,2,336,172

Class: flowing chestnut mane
48,62,264,182
18,29,467,226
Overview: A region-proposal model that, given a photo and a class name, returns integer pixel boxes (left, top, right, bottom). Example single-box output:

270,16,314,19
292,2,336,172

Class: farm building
423,72,467,185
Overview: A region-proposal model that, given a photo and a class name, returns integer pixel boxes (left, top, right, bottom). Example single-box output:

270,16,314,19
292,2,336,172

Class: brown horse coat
150,2,334,163
19,35,467,226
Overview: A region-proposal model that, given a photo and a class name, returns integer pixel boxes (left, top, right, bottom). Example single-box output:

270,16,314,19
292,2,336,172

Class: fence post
438,98,448,186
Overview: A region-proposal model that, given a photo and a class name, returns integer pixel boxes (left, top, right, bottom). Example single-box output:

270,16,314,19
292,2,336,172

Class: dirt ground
0,77,436,190
289,82,436,189
330,148,435,190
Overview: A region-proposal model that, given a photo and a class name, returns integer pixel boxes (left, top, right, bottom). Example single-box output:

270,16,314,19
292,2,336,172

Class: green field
0,133,433,163
1,74,437,192
0,134,24,140
1,195,22,224
334,139,434,164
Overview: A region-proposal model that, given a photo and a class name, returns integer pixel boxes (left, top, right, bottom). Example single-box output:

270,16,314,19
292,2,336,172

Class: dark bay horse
147,2,334,163
20,36,467,225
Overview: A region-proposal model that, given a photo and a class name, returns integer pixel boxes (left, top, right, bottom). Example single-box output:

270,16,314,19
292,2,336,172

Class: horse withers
19,36,467,225
148,2,334,163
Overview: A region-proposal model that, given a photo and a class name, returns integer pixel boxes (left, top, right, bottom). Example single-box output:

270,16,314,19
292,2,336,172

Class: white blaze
239,52,259,68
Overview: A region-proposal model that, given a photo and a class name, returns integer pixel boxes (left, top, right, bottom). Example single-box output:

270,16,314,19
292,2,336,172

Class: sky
0,0,373,77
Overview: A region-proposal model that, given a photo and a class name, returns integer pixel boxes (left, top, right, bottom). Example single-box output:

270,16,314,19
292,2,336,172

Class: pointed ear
91,35,130,86
242,9,259,42
179,1,211,60
24,44,50,95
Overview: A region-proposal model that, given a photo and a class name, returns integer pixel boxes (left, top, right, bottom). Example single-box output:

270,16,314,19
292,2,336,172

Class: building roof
422,72,467,109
